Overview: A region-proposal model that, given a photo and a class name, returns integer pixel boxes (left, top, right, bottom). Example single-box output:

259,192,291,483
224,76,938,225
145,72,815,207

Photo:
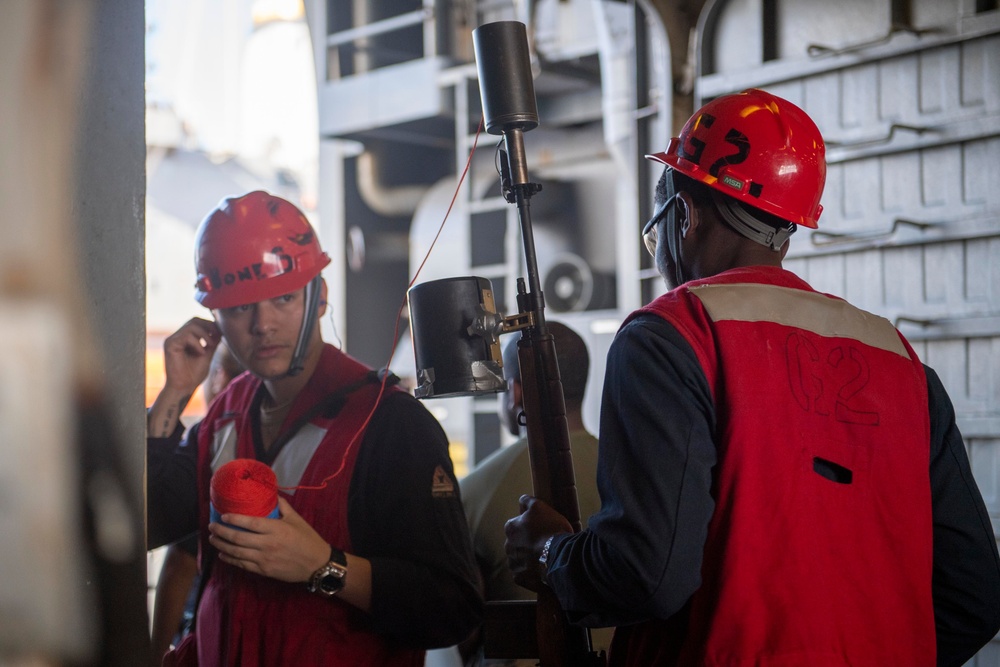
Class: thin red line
282,116,486,493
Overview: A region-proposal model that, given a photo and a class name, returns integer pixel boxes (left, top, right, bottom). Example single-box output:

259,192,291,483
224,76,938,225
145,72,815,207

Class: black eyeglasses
641,195,679,257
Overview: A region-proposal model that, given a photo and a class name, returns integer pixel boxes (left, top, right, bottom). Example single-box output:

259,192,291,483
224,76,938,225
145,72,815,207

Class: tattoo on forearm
152,395,192,437
159,405,176,437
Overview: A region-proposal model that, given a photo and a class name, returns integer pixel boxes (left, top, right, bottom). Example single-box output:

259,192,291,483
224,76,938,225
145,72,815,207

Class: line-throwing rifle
407,20,605,667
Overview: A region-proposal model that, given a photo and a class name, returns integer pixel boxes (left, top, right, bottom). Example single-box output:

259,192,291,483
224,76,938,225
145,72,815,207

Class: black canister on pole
407,276,506,398
473,21,539,136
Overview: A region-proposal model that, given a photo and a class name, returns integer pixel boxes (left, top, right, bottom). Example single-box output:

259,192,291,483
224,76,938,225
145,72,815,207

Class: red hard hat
646,89,826,228
194,191,330,309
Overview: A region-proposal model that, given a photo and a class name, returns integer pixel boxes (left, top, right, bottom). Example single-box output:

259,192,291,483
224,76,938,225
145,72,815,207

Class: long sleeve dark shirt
147,390,483,649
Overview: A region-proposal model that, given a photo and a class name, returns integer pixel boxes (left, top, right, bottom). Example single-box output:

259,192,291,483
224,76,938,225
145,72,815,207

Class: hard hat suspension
713,195,796,251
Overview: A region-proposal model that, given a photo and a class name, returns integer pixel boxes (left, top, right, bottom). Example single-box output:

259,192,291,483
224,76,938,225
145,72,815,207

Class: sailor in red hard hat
146,191,482,667
504,90,1000,667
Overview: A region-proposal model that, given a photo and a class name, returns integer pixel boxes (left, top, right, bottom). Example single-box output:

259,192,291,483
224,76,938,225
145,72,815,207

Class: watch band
538,535,555,585
307,546,348,597
327,546,348,568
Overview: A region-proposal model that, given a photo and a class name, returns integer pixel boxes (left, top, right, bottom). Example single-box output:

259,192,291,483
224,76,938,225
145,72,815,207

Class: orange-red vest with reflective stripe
192,345,420,667
614,266,934,667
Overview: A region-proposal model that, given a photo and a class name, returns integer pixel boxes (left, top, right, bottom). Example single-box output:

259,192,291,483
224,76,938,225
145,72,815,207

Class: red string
211,459,279,516
282,116,486,493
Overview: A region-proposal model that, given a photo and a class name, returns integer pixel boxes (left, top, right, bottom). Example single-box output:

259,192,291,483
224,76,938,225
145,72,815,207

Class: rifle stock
516,325,604,666
516,331,582,533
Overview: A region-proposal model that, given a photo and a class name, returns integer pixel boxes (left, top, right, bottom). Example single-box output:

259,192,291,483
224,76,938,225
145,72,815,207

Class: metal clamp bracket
498,311,535,335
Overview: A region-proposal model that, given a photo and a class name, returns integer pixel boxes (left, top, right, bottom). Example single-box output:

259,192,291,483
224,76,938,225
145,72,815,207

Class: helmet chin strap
286,275,323,377
666,200,686,288
664,169,688,287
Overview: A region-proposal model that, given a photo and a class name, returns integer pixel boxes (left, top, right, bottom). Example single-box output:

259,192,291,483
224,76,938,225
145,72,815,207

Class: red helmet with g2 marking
646,89,826,228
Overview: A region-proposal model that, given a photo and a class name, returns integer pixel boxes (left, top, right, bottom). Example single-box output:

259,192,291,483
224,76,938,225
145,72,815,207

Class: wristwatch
307,546,348,596
538,535,555,585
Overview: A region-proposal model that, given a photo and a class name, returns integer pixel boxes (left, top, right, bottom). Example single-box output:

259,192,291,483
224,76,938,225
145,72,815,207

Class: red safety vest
187,345,421,667
611,266,934,667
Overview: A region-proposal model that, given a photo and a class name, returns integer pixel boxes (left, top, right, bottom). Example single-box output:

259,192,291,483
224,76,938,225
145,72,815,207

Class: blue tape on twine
210,502,280,532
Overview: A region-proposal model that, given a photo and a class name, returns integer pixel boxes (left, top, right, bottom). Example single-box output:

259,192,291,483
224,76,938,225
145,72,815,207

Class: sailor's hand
504,495,572,592
162,317,222,397
208,496,330,584
147,318,223,437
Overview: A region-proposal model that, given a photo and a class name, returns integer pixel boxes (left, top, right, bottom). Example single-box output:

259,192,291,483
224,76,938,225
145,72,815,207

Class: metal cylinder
407,276,506,398
473,21,539,135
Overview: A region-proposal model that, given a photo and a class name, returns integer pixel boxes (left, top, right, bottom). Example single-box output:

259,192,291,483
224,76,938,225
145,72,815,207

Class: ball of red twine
210,459,279,517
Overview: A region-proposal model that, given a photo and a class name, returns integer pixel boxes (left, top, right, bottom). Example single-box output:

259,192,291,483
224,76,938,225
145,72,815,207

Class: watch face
309,549,348,596
319,569,345,594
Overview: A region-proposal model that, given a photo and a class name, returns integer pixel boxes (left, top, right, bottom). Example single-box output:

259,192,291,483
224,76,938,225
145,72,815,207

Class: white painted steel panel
710,0,764,74
777,0,888,62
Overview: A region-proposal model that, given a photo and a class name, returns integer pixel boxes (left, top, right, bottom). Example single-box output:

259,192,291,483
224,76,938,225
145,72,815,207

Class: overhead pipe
355,149,430,217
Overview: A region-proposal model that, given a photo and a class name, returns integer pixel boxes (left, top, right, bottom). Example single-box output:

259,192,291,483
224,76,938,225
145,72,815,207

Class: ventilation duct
543,252,616,312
